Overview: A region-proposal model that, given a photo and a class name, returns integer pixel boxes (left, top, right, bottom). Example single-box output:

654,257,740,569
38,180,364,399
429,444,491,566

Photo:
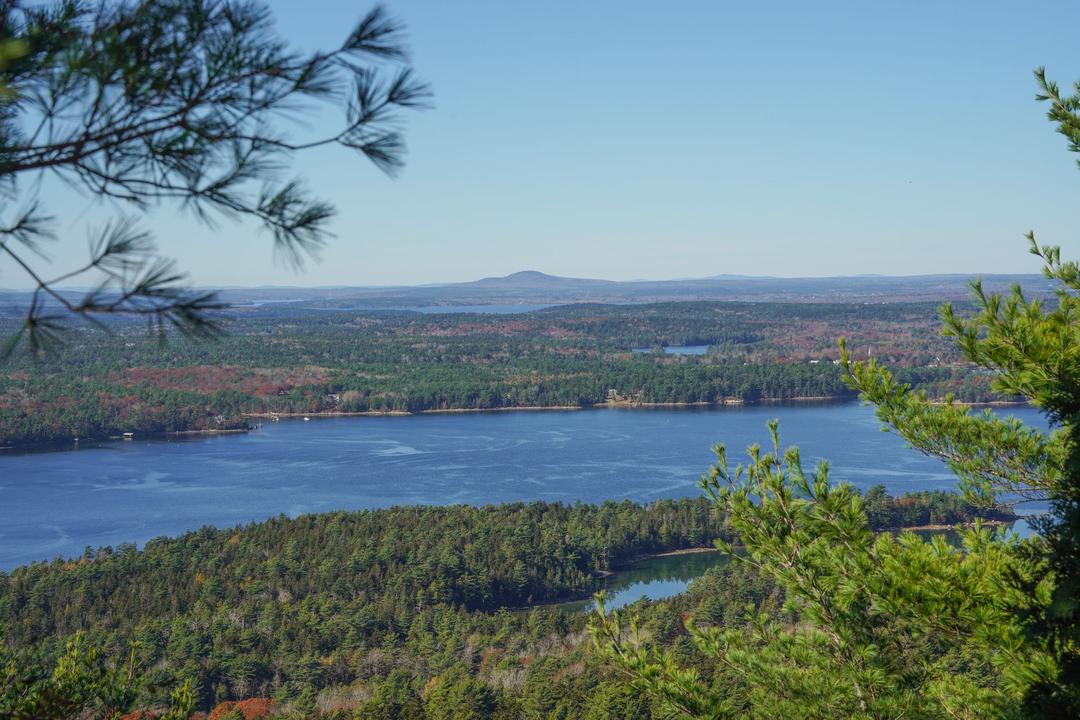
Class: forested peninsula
0,490,1015,717
0,301,1012,448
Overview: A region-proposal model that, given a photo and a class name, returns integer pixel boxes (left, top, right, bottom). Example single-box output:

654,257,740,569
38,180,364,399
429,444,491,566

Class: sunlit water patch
555,551,729,613
632,345,710,355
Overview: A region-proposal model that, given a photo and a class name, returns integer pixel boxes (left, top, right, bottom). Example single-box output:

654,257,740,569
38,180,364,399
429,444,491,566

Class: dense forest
0,492,1015,717
0,0,1073,715
0,301,1011,448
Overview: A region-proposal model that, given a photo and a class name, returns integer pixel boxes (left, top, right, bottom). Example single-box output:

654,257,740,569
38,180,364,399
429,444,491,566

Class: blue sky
26,1,1080,286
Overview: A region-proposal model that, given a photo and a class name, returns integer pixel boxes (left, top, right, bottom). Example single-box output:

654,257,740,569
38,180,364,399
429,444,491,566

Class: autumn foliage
207,698,275,720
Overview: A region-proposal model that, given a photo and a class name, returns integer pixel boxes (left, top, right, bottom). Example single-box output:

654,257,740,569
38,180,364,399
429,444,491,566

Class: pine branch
0,0,429,356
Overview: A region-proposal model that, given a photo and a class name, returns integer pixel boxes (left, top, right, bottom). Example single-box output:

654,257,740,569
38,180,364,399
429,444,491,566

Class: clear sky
26,1,1080,286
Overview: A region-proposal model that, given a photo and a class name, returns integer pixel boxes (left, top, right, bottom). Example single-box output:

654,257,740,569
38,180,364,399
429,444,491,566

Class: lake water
0,403,1047,569
408,304,555,314
320,304,556,314
557,519,1037,614
632,345,710,355
555,551,729,613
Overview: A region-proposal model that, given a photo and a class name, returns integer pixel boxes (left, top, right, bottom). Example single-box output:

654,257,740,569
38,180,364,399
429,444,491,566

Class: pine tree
592,68,1080,718
0,0,428,354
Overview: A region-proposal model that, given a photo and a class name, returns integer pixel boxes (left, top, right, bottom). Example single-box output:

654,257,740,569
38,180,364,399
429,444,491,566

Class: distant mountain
471,271,612,287
204,270,1052,311
700,273,766,280
6,271,1052,319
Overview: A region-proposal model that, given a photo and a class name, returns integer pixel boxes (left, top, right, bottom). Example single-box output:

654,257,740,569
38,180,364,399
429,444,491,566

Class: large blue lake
0,403,1046,569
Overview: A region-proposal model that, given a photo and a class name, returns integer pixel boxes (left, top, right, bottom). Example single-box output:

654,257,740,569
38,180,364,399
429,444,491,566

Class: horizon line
0,269,1049,294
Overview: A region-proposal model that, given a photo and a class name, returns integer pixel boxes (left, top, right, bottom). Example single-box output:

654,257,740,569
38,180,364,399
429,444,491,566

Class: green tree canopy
0,632,194,719
593,67,1080,718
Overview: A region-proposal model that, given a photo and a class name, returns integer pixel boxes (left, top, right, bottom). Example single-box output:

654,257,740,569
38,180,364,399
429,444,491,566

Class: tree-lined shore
0,301,1010,448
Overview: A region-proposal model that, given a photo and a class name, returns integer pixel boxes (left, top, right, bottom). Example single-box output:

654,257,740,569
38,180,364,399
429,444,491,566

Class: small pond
632,345,711,355
555,550,728,614
554,516,1040,614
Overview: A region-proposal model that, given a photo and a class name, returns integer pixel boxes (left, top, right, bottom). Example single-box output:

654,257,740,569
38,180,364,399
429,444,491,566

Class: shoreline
516,547,718,611
1,426,253,454
888,518,1017,531
3,396,1034,453
527,520,1028,611
928,399,1031,408
646,546,722,557
424,405,582,413
154,428,248,438
243,410,412,418
241,396,1030,421
241,396,853,420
